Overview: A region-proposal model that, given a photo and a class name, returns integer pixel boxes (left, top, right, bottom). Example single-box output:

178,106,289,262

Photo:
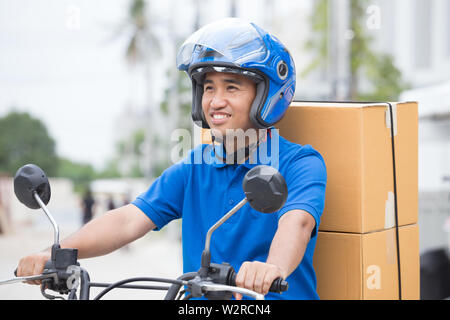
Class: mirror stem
202,198,248,268
33,192,59,245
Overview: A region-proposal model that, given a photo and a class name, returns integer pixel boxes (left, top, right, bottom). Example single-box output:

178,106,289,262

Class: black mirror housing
242,165,288,213
14,164,51,210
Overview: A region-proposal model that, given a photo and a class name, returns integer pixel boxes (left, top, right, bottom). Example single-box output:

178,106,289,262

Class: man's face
201,72,257,138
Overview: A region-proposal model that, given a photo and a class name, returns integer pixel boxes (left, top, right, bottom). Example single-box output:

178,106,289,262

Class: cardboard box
312,224,420,300
276,101,418,233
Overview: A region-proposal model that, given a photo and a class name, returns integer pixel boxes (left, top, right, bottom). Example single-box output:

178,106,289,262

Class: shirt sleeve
132,160,187,231
277,146,327,238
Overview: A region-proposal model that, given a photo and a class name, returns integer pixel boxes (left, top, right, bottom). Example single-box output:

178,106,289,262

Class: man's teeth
213,114,229,119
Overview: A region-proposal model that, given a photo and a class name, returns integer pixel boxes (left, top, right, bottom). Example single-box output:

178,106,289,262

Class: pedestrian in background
107,196,115,211
81,188,95,226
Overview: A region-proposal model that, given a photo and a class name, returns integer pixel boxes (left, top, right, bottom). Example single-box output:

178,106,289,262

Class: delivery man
16,18,327,300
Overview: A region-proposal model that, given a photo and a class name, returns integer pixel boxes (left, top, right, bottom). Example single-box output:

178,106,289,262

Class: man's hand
16,251,51,285
234,261,286,300
233,210,315,300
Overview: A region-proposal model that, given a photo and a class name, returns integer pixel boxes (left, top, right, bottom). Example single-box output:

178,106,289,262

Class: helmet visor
176,18,268,71
190,65,264,84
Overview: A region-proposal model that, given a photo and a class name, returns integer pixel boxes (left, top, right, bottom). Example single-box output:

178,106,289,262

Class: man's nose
210,90,227,109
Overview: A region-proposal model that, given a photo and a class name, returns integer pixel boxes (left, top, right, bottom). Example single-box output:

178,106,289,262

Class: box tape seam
386,102,402,300
385,102,398,137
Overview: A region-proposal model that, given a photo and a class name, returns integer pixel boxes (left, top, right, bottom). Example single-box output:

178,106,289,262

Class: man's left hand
234,261,286,300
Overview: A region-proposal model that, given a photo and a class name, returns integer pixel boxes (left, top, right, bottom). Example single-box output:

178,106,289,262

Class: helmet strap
211,129,268,164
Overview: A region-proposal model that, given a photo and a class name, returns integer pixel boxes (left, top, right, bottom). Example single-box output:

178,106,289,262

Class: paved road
0,223,183,300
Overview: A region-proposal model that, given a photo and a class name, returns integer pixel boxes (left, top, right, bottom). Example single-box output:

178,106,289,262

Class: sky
0,0,312,170
0,0,139,169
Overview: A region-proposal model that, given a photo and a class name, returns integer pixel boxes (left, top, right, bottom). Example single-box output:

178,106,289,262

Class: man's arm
16,204,155,283
235,209,316,298
60,204,155,258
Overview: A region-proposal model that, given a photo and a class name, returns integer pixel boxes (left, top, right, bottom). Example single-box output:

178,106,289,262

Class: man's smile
210,112,231,125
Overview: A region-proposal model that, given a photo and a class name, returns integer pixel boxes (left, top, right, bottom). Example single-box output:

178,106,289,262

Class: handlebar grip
230,273,288,294
269,277,289,293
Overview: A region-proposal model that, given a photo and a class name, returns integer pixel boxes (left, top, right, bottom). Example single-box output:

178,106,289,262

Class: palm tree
120,0,162,178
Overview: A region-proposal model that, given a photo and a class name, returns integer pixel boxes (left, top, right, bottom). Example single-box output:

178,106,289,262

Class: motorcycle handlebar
229,272,288,294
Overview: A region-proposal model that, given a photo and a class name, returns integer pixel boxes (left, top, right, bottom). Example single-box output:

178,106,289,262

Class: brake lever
0,272,58,285
201,282,264,300
186,276,264,300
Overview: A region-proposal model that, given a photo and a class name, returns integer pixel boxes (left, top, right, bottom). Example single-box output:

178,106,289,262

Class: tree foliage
57,157,97,193
303,0,409,101
348,0,409,101
302,0,329,79
0,111,58,177
0,110,123,193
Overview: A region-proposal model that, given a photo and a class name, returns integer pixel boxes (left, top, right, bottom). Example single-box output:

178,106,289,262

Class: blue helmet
176,18,296,129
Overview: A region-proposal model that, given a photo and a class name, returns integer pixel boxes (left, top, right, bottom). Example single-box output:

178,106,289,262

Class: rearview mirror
242,165,288,213
14,164,51,210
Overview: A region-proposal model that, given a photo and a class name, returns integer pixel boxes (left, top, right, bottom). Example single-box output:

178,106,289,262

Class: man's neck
213,128,268,164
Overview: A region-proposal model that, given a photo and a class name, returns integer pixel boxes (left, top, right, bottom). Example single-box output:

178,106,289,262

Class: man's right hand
16,251,51,285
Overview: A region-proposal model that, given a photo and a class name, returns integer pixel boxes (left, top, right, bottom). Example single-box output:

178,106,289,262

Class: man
16,18,326,300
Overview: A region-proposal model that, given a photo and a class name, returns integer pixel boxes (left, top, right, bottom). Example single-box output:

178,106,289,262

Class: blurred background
0,0,449,299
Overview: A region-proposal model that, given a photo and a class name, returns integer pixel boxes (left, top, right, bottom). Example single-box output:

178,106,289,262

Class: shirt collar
208,127,276,169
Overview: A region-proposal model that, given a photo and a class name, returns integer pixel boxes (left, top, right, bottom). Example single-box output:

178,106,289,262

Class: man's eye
227,85,238,91
204,86,213,91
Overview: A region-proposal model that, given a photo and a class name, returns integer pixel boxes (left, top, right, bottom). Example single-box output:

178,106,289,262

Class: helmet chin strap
211,129,268,164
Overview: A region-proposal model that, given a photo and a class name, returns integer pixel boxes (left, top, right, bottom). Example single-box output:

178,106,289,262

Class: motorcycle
0,163,288,300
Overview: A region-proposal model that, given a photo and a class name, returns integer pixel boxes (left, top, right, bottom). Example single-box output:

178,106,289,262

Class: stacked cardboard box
276,101,419,299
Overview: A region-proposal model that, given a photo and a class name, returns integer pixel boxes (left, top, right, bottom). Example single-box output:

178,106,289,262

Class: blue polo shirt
132,129,327,300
